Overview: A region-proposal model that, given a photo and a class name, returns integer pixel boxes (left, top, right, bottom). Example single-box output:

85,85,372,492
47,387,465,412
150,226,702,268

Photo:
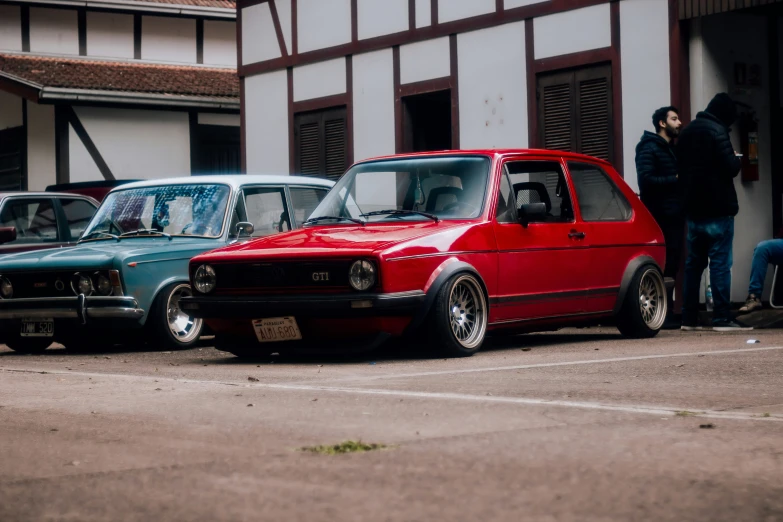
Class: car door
491,157,590,323
58,197,98,242
565,160,635,313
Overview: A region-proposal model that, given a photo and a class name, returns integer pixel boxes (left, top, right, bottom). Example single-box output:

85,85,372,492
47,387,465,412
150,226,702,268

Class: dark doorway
402,90,452,153
0,127,25,191
191,124,241,175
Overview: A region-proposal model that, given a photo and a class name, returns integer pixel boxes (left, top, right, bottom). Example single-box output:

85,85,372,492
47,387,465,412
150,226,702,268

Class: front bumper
180,291,426,319
0,295,145,323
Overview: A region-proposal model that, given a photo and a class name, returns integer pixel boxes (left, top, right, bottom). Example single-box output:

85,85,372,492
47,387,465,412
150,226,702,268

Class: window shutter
324,116,346,180
576,66,612,162
541,83,573,152
294,107,348,180
298,121,321,176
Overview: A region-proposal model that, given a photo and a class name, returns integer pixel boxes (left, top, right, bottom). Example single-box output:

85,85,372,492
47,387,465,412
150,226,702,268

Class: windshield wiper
119,229,173,240
360,209,440,223
79,231,120,242
303,216,365,226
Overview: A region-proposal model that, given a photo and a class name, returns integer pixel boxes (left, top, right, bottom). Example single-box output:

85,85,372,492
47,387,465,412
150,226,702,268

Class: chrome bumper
0,296,145,323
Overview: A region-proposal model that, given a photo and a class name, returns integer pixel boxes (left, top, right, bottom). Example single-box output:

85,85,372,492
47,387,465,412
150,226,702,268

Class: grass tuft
301,440,388,455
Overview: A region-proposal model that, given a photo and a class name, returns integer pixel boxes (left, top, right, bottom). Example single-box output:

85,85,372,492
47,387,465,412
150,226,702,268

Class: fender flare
406,261,489,333
612,255,662,315
143,277,191,325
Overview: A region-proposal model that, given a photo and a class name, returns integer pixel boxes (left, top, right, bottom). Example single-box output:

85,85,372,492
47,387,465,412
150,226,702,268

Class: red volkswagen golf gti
181,150,671,358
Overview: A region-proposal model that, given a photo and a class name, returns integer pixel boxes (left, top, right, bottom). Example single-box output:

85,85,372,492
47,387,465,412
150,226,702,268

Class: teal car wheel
148,283,203,350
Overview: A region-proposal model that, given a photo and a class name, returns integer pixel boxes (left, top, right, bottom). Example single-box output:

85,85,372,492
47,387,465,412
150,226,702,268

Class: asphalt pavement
0,327,781,521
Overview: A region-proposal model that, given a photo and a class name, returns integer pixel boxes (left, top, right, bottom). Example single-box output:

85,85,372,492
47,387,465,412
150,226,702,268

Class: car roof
106,174,334,192
354,149,614,167
0,192,99,201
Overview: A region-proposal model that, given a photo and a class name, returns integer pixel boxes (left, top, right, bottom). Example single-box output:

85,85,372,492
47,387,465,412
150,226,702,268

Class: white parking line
1,365,780,423
305,346,783,384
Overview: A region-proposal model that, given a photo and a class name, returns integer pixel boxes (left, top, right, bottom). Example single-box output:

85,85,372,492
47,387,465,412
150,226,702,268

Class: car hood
0,237,221,272
195,221,477,262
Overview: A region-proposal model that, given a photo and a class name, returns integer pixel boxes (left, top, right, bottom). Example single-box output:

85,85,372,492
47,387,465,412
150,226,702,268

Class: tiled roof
0,54,239,100
133,0,236,9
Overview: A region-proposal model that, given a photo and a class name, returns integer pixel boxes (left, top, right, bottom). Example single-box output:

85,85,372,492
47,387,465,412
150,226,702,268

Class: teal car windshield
306,156,491,224
81,184,231,240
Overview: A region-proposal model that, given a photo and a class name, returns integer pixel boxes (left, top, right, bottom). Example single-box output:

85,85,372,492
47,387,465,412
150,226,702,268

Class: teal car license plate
21,317,54,337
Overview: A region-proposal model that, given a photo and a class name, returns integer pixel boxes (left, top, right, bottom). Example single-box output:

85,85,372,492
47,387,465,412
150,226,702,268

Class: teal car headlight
194,264,216,294
0,276,13,299
93,273,113,296
72,273,93,296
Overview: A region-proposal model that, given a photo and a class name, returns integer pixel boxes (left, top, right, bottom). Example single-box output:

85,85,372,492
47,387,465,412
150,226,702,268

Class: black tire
5,335,52,354
617,265,667,339
428,273,488,357
147,283,203,350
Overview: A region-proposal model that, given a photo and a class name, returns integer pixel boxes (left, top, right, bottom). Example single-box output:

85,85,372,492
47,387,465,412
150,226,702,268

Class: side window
0,199,59,243
61,198,97,240
505,161,575,223
290,187,328,225
568,162,632,222
495,167,516,224
243,187,290,237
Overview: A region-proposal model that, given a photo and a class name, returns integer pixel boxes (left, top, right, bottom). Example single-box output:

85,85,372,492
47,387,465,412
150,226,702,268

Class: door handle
568,231,586,239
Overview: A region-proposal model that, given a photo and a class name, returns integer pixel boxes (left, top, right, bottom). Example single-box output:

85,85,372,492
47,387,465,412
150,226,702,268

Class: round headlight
93,273,112,296
0,276,13,299
194,264,217,294
73,273,93,296
349,260,376,291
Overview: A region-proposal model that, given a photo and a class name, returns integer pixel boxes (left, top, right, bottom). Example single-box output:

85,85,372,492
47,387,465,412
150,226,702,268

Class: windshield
81,184,231,240
307,156,491,224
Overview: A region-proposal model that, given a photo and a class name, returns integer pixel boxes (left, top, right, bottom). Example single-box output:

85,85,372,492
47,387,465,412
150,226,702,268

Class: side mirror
517,203,547,228
0,226,17,244
235,222,254,237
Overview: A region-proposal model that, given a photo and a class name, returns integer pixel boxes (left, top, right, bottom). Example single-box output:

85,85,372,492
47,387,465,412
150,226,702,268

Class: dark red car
182,150,672,358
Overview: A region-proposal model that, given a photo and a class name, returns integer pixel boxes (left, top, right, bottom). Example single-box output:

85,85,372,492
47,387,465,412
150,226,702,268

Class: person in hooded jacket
676,93,750,331
635,106,683,327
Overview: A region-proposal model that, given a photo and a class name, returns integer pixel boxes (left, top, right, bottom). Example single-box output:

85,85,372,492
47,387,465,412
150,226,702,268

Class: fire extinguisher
738,110,759,182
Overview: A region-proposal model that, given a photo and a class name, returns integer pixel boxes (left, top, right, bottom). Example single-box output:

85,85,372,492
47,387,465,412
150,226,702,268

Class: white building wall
293,58,346,101
415,0,431,27
203,20,237,67
534,4,611,59
620,0,671,194
458,21,528,149
353,49,395,162
689,14,773,302
72,107,191,180
26,103,56,191
241,3,281,65
0,92,23,131
30,8,79,55
276,0,293,54
505,0,548,8
400,37,450,84
438,0,496,23
0,5,22,51
69,126,103,182
141,16,197,63
245,71,290,174
357,0,408,40
86,12,135,59
297,0,351,53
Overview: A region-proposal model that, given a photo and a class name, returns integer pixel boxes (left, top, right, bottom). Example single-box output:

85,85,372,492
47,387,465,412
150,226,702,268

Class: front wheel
147,283,203,350
428,273,488,357
4,335,52,354
617,265,667,338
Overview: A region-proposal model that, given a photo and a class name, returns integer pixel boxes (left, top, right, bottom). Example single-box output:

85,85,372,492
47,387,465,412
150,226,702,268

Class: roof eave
10,0,236,19
39,87,239,109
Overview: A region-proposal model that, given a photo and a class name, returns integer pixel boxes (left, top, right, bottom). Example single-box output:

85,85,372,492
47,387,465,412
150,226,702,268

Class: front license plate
20,317,54,338
252,317,302,343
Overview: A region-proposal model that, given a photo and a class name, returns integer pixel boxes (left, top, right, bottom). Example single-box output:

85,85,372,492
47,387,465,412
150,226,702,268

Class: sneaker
712,320,753,332
739,294,762,313
681,322,704,331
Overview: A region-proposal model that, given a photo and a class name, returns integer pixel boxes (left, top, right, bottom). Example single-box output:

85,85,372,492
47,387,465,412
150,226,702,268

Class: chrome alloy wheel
448,275,487,349
167,284,202,344
638,268,666,330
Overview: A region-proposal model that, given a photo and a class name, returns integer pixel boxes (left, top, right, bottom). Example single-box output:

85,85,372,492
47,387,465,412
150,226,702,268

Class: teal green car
0,175,333,353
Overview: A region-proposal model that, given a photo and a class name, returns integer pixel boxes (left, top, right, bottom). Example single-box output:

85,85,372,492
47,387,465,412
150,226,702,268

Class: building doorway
401,90,452,153
0,127,25,191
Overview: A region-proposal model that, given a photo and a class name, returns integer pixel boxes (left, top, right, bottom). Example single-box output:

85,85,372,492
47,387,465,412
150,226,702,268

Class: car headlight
0,276,12,299
72,273,93,296
349,260,376,291
194,264,217,294
93,273,112,296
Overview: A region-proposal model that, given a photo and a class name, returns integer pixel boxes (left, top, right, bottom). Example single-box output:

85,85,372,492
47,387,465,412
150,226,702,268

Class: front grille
0,271,81,299
214,261,356,291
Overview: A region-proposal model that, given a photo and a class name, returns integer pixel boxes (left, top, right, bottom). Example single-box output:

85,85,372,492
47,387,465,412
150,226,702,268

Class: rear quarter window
567,162,632,222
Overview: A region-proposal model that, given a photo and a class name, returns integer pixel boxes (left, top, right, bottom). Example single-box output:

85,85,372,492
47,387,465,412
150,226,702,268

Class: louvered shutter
540,81,573,152
294,107,348,181
575,66,612,162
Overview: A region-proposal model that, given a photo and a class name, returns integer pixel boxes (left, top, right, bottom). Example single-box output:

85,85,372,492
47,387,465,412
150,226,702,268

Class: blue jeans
682,217,734,324
748,239,783,296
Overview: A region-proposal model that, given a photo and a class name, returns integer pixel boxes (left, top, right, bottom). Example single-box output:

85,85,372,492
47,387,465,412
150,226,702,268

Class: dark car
0,192,99,254
46,180,141,203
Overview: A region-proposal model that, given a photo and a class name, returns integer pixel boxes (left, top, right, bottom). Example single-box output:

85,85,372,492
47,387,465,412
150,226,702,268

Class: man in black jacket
677,93,750,331
635,106,682,327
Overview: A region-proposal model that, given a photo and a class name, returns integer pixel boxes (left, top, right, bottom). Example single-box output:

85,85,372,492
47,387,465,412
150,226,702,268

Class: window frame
565,160,634,223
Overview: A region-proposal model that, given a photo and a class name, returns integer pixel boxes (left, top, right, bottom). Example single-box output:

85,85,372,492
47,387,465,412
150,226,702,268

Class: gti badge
312,272,330,282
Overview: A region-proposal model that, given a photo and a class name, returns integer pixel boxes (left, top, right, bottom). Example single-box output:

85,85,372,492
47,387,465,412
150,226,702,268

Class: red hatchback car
181,150,672,357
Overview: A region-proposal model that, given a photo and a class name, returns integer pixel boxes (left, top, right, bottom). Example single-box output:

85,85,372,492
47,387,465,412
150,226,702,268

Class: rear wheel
617,266,666,338
147,283,203,350
4,335,52,354
428,273,488,357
